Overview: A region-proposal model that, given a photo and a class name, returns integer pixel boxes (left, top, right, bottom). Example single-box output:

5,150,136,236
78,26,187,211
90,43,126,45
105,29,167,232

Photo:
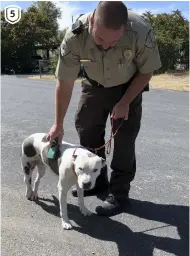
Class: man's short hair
95,1,128,30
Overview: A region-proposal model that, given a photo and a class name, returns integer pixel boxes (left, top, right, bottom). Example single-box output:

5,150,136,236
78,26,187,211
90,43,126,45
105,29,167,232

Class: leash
71,148,78,177
63,117,124,177
87,116,124,155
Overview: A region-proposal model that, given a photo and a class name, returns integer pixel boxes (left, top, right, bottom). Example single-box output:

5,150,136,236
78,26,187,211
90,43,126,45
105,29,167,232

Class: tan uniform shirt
55,11,162,88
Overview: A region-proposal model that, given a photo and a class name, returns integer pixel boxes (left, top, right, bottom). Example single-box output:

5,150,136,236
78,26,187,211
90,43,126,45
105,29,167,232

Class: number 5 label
4,5,21,24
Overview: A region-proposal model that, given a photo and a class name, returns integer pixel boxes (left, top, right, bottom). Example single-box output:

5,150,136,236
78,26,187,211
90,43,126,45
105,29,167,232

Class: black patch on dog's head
24,166,30,175
23,137,36,157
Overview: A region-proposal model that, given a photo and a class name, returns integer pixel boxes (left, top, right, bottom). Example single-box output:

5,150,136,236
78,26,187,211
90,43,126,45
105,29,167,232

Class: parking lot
1,76,189,256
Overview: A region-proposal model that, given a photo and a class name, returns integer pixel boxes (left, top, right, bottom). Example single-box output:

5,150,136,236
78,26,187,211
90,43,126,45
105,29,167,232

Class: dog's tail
41,134,49,143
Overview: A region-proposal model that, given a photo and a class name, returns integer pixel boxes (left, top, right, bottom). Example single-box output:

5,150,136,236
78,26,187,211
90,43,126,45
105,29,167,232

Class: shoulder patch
60,41,70,57
145,29,156,49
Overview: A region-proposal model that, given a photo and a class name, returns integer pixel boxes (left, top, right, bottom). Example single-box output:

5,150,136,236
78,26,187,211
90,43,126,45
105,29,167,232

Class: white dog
20,133,106,229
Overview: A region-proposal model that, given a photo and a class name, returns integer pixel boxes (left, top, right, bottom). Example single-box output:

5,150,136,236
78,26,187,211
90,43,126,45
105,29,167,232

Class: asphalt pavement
1,75,189,256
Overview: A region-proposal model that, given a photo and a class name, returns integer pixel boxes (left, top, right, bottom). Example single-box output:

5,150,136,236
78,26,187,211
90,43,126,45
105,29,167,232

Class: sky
1,1,189,29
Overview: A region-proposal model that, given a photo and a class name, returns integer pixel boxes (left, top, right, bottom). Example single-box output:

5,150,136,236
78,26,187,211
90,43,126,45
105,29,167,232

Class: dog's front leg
58,182,72,230
76,184,92,216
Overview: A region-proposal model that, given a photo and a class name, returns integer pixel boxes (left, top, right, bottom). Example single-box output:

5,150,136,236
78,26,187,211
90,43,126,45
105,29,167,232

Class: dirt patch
28,75,56,81
28,75,82,83
150,73,189,91
28,73,189,91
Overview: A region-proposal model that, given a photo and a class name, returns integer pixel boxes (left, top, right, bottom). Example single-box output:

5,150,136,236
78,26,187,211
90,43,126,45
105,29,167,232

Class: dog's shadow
35,196,189,256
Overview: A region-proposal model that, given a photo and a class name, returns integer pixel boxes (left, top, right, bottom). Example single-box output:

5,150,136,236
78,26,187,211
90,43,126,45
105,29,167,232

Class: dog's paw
25,189,33,200
80,207,92,216
62,220,72,230
30,191,38,201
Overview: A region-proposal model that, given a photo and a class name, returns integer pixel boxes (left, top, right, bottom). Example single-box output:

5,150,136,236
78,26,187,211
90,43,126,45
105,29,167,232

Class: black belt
85,77,105,88
83,69,149,91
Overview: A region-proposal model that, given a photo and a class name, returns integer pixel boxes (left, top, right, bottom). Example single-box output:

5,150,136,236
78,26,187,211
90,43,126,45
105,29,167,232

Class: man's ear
89,13,94,28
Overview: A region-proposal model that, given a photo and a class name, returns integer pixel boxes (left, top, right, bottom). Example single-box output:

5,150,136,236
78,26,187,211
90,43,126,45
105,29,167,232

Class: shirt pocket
117,58,130,70
109,58,130,77
83,61,101,79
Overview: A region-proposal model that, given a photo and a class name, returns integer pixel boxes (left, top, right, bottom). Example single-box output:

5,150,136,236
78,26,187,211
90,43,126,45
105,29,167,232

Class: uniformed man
47,1,162,216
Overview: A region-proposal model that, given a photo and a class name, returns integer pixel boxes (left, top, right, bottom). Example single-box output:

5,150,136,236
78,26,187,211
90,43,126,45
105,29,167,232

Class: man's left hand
111,101,129,120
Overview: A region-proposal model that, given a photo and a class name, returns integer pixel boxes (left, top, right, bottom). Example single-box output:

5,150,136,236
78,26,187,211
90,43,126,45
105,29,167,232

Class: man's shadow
35,196,189,256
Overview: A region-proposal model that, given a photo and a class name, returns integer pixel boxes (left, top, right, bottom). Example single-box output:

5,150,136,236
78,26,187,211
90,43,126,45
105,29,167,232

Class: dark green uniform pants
75,77,142,198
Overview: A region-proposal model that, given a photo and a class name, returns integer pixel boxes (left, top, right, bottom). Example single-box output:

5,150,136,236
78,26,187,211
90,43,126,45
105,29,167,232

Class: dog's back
22,133,47,156
21,133,83,175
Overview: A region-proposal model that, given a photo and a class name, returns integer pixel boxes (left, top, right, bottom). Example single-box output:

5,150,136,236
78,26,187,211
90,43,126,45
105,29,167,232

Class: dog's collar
72,148,77,157
72,163,77,177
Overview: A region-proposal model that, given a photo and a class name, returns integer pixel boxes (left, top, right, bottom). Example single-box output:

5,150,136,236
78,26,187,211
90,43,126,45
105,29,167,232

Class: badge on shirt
124,49,132,60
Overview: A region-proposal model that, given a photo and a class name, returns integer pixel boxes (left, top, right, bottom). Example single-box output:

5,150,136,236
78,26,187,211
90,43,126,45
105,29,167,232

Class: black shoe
95,193,129,216
71,184,109,197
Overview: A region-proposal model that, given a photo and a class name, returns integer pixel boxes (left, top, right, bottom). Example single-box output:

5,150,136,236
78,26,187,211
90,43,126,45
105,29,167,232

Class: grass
28,72,189,91
28,75,82,83
149,71,189,91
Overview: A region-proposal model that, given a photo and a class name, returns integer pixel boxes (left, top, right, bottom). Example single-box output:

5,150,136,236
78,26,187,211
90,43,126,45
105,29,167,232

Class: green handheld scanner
47,137,60,160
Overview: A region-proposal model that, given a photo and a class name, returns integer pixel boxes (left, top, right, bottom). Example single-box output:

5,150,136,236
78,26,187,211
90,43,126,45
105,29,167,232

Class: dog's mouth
83,187,92,191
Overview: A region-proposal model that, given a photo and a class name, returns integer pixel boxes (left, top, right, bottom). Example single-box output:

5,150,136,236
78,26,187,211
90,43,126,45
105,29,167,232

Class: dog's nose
83,181,91,190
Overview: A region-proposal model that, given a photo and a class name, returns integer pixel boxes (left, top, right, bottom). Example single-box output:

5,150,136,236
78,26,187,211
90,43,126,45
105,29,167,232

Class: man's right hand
46,124,64,145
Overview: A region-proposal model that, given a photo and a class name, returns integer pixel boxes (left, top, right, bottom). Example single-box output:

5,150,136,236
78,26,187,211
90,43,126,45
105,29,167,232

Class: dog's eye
78,167,83,171
93,169,98,173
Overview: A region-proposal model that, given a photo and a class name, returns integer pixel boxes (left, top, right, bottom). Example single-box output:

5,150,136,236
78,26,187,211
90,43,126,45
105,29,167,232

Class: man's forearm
54,79,74,126
120,72,153,105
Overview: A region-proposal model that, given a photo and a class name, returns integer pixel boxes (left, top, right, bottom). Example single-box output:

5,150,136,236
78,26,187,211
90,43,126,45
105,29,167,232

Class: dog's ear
101,157,106,167
41,135,48,143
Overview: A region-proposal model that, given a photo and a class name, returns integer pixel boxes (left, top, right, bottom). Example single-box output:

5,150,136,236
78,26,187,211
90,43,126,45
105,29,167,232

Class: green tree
1,2,61,73
57,28,67,44
49,28,67,74
141,10,189,73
